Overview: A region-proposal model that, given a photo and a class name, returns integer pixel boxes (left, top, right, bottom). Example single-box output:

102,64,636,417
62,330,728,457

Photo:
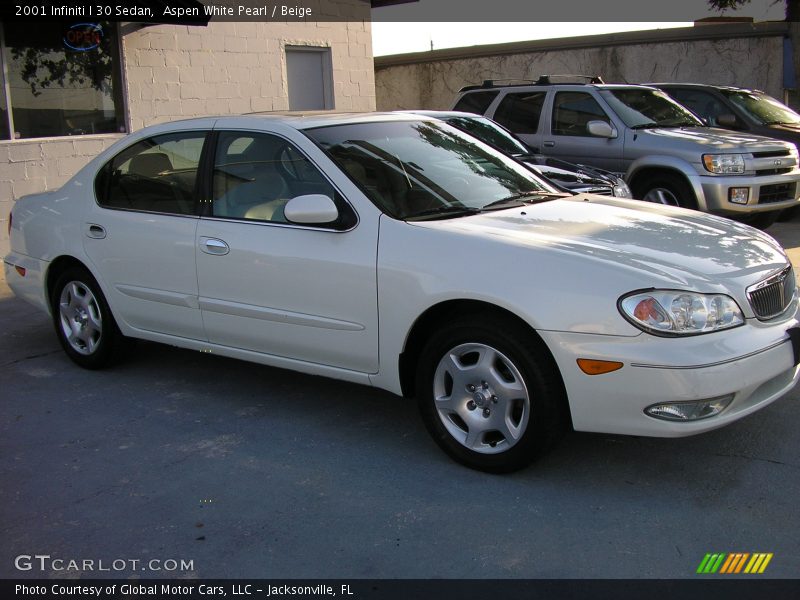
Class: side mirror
283,194,339,224
716,114,738,128
586,120,616,138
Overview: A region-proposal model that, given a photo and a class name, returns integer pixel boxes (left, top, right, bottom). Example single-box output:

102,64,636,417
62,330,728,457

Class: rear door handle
85,223,106,239
200,237,229,256
542,141,555,148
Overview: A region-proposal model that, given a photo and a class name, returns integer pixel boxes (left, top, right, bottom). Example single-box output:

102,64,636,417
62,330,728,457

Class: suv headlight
612,178,632,198
702,154,745,174
619,290,744,336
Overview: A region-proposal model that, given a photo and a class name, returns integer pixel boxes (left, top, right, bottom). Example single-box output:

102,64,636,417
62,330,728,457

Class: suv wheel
636,174,698,210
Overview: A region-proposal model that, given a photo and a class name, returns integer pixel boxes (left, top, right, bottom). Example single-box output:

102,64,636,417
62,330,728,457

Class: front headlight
702,153,745,174
612,178,632,198
619,290,744,336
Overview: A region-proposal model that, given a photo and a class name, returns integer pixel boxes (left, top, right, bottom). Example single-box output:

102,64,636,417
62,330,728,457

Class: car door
83,126,211,340
542,90,625,172
194,127,379,373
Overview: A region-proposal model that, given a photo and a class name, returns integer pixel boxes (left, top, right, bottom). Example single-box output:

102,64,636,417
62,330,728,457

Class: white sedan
5,113,799,472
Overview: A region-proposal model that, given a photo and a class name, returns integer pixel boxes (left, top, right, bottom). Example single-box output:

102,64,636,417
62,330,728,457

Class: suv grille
747,266,796,320
752,150,791,159
758,182,797,204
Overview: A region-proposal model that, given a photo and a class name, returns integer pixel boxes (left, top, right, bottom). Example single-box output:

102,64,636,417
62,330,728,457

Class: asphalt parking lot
2,222,800,580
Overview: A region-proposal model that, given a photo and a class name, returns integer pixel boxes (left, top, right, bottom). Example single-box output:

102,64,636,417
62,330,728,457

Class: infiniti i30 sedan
4,113,800,472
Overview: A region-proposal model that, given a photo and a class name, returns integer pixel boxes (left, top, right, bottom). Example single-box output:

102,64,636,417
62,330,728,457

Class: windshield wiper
629,123,658,130
405,205,482,220
484,192,566,208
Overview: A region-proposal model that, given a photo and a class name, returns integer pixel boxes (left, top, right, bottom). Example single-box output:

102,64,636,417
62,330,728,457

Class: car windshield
721,90,800,126
305,120,560,220
599,88,704,128
443,116,531,156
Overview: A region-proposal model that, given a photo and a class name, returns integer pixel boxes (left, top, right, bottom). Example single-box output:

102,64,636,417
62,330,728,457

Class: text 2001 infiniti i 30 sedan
5,113,800,472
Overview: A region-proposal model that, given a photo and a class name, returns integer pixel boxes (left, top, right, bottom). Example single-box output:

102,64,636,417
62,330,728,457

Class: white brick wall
0,6,376,258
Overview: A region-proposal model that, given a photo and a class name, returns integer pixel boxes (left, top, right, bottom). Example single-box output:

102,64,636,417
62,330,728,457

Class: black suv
653,83,800,151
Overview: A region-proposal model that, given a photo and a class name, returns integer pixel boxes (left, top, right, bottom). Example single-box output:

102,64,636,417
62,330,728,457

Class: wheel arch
398,299,569,415
626,158,707,210
46,255,97,308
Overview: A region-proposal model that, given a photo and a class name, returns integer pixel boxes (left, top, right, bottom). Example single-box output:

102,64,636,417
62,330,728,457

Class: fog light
729,188,749,205
644,394,734,421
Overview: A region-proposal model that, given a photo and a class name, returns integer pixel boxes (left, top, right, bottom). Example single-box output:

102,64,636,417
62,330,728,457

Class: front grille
758,182,797,204
747,266,796,320
752,150,791,159
755,167,793,176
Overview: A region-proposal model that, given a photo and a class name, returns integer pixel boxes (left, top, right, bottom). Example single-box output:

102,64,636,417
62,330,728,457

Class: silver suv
452,77,800,228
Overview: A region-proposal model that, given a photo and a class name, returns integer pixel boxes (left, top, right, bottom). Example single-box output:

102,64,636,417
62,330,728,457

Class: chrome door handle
542,141,555,148
85,223,106,239
200,237,229,256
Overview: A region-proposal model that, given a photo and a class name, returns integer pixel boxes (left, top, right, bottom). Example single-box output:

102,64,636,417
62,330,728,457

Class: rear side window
552,92,610,136
493,92,547,134
95,132,206,215
453,91,499,115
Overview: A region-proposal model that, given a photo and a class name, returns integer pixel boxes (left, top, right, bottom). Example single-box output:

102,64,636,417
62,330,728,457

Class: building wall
374,23,788,111
1,8,375,256
124,19,375,130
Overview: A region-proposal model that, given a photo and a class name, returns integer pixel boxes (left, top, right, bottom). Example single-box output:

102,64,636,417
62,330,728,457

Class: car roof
145,111,435,134
400,110,484,119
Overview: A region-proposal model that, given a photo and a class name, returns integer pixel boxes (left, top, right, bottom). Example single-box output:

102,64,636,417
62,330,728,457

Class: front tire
416,317,567,473
51,267,125,369
636,174,698,210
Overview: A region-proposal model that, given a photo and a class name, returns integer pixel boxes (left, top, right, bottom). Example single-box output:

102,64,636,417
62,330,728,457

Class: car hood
763,123,800,146
633,126,791,152
520,155,614,189
416,196,789,293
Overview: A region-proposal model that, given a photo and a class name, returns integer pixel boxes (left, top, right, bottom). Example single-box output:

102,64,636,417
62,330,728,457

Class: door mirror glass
586,120,616,138
284,194,339,224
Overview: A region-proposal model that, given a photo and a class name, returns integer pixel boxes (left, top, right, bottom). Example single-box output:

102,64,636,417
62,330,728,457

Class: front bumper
541,316,799,437
695,170,800,214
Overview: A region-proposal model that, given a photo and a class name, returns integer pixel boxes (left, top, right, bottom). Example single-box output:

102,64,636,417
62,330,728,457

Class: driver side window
552,92,610,137
211,131,351,227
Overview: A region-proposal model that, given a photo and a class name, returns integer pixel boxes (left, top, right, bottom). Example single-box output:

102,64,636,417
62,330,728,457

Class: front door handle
200,237,229,256
85,223,106,239
542,141,555,148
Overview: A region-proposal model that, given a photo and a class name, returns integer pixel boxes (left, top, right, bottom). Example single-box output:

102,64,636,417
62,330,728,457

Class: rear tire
635,174,698,210
51,267,126,369
416,316,567,473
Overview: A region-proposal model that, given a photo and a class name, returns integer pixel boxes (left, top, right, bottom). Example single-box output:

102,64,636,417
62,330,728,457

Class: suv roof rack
458,74,605,93
535,74,605,85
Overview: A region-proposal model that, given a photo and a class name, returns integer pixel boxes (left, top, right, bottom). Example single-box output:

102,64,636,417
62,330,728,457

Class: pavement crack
0,349,61,368
713,452,798,469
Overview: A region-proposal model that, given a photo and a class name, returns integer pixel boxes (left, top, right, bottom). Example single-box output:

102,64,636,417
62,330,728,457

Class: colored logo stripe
697,552,773,574
744,553,773,574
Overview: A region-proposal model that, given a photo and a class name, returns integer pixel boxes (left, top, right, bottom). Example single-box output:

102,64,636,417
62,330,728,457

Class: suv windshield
443,115,531,156
305,120,559,220
600,88,704,129
721,90,800,126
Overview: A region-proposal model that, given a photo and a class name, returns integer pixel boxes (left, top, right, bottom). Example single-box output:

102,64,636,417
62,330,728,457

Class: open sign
63,23,103,52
